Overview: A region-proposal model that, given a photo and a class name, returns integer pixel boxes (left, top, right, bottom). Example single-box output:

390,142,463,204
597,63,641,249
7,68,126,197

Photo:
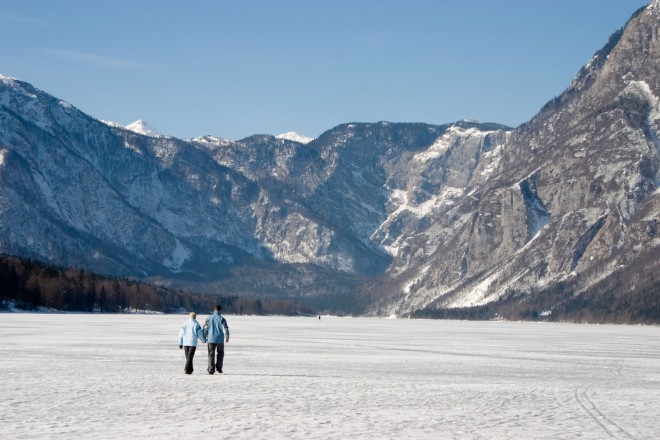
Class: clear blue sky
0,0,648,140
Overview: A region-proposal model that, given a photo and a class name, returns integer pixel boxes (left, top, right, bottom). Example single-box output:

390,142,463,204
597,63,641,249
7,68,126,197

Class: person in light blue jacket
203,305,230,374
179,312,207,374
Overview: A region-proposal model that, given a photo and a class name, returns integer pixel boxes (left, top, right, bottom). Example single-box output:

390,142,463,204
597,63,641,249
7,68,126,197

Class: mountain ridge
1,2,659,319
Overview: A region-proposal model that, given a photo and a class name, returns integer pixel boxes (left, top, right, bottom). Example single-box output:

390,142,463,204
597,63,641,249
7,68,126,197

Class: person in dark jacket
203,305,230,374
178,312,207,374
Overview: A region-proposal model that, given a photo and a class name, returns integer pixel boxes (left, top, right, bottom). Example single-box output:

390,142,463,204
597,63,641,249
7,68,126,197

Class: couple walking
179,305,230,375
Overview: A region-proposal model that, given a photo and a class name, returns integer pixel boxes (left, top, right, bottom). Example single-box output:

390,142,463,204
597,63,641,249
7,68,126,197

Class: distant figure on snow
179,312,207,374
203,305,230,374
318,315,321,320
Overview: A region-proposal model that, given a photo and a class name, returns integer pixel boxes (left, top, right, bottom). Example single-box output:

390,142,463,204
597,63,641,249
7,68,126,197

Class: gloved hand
225,338,229,343
179,345,183,349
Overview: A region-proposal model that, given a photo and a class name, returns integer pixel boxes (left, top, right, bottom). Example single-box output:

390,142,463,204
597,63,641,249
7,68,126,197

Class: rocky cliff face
1,2,659,315
386,3,660,315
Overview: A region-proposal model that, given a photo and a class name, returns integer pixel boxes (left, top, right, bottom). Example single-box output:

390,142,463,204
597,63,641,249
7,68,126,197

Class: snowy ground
1,315,659,439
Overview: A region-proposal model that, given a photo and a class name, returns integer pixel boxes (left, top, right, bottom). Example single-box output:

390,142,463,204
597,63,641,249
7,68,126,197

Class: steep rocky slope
1,2,659,317
0,74,507,306
386,3,660,316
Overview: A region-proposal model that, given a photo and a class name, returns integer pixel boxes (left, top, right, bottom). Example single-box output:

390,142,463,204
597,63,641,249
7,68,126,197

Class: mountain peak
0,73,17,84
125,119,163,137
276,131,314,144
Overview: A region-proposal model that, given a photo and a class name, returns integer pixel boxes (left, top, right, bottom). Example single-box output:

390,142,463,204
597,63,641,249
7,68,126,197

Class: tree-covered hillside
0,255,315,316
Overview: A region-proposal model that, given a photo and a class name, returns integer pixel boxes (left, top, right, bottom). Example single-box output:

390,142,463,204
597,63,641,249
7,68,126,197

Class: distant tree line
0,255,316,316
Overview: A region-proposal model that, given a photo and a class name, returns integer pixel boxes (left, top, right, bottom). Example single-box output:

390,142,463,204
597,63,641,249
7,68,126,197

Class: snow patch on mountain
125,119,163,137
151,138,181,164
162,239,191,273
276,132,314,144
377,185,465,256
414,133,453,162
625,80,660,116
403,265,430,294
101,120,123,129
0,73,17,82
479,143,504,179
621,80,660,151
122,140,143,155
414,126,499,164
0,74,20,98
446,271,502,308
191,135,233,148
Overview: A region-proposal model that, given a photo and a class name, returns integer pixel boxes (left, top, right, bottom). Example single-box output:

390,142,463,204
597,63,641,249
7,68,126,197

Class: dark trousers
207,343,225,373
183,346,197,374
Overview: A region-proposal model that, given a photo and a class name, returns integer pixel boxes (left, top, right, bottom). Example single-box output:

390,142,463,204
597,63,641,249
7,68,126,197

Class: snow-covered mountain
125,119,163,137
382,2,660,317
276,131,314,144
1,2,659,316
0,74,507,307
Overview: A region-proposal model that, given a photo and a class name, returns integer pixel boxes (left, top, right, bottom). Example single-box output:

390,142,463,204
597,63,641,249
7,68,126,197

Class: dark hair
214,305,222,311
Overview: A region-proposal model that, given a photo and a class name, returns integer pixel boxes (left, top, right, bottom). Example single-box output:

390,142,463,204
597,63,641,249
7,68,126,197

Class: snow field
1,314,659,439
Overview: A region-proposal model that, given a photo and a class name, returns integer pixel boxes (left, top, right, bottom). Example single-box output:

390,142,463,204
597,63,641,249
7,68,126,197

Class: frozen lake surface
1,314,660,439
